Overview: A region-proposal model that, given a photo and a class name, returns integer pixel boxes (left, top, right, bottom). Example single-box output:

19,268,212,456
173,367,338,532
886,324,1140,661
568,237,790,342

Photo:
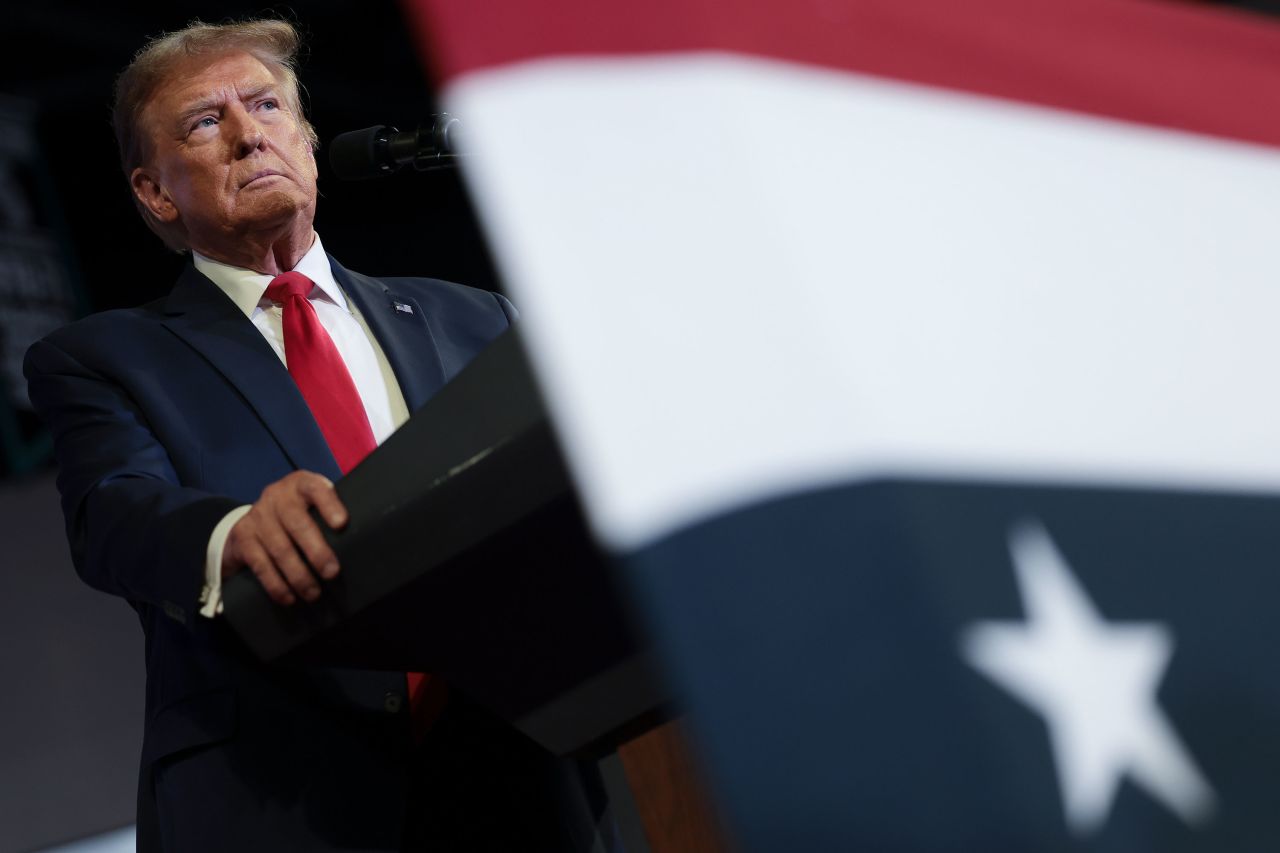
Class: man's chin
234,193,315,233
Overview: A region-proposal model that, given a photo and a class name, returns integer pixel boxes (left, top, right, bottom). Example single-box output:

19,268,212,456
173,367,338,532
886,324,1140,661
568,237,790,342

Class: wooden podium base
614,719,735,852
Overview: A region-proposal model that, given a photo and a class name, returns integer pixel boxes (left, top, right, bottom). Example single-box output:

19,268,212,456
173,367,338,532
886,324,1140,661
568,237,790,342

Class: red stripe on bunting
403,0,1280,151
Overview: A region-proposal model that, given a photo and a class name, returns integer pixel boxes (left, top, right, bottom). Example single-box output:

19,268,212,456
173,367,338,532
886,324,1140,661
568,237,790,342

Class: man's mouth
242,170,284,187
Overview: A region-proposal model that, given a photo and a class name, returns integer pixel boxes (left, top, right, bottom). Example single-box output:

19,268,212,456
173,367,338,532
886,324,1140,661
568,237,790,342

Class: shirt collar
192,233,348,319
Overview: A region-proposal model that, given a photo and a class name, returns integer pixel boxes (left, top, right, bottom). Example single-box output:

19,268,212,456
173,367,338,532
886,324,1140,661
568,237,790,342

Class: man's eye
195,117,217,129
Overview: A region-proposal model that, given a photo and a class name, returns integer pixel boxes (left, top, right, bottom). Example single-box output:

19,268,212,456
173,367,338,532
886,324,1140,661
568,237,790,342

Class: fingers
299,474,349,530
222,471,351,607
225,524,295,606
242,535,296,607
279,499,338,582
259,513,322,603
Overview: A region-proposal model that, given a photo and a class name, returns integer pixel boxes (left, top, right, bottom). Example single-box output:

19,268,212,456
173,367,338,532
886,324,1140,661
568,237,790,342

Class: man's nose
226,107,265,158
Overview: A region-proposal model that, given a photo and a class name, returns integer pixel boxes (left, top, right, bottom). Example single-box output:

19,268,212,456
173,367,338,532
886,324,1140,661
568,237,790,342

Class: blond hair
112,18,319,252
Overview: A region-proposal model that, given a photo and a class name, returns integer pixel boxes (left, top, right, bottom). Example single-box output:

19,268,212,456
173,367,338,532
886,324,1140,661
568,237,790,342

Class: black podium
222,329,666,758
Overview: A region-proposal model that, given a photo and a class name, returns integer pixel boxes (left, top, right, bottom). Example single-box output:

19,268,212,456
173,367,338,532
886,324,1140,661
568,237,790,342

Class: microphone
328,114,467,180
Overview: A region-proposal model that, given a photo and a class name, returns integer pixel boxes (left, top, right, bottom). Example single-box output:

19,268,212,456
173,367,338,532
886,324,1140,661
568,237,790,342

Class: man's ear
131,168,180,223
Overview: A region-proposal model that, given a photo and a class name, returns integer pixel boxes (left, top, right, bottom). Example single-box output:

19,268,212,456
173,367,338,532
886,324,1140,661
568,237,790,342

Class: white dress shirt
196,233,410,617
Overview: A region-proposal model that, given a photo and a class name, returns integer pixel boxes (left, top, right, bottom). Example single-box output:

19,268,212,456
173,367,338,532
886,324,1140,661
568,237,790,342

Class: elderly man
25,18,609,852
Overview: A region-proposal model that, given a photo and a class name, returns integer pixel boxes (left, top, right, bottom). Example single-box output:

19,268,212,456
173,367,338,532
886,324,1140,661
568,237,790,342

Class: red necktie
266,271,443,739
265,271,376,474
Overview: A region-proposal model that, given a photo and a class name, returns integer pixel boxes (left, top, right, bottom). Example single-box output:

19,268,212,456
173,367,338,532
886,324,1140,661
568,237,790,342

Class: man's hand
221,471,349,606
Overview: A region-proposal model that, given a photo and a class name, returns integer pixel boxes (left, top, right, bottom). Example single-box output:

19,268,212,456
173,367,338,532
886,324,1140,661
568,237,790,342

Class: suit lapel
160,264,341,480
329,256,446,411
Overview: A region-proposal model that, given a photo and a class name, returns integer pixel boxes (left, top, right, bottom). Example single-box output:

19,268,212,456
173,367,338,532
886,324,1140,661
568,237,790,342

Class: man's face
131,51,319,252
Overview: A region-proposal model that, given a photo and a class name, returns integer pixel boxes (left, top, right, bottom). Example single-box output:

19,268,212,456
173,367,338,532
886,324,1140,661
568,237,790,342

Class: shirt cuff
199,505,253,618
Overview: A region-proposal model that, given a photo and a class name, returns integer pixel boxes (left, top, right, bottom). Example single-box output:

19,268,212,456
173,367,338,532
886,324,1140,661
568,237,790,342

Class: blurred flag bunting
406,1,1280,848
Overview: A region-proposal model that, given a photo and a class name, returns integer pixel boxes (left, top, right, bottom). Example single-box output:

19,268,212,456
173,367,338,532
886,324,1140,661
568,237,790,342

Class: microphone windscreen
328,125,393,181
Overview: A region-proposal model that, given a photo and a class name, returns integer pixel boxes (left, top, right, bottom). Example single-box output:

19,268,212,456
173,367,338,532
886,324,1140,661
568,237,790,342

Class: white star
960,521,1216,835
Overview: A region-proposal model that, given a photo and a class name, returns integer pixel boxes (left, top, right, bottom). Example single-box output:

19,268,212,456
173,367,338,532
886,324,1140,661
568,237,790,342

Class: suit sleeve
24,337,241,626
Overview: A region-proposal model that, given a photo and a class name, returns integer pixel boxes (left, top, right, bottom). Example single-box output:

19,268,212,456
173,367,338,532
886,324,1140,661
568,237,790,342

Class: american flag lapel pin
392,300,415,316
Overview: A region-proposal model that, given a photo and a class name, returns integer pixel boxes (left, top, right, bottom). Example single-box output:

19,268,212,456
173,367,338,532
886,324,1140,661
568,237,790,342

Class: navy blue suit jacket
24,256,520,850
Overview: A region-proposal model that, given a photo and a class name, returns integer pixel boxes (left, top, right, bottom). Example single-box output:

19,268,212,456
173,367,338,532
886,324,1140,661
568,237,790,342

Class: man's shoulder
37,299,168,356
334,261,516,324
384,275,512,314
